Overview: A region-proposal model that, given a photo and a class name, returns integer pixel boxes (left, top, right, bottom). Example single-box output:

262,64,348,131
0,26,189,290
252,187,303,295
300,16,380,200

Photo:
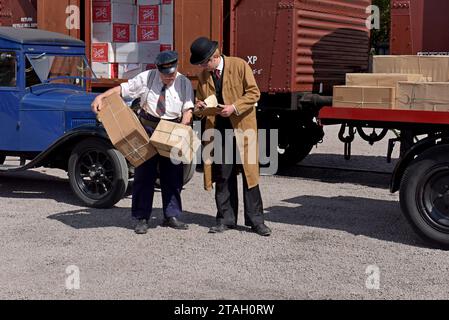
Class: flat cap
155,50,178,74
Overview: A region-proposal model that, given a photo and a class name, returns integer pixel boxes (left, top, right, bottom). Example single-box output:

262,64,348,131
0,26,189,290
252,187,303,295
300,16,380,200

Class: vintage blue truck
0,27,194,208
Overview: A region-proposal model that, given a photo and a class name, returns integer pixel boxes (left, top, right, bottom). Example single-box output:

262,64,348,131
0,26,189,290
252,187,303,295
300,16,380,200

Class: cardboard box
149,120,195,163
161,2,173,26
98,93,157,167
92,62,118,78
137,0,161,6
345,73,428,108
346,73,427,88
92,43,115,63
114,42,160,63
160,44,172,52
333,86,395,109
373,55,449,82
138,5,160,25
137,25,159,42
94,0,135,3
92,2,137,24
118,63,145,79
159,22,172,45
397,82,449,112
92,23,136,43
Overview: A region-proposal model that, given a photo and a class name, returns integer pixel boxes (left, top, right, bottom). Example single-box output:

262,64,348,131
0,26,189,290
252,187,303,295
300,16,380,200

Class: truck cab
0,27,97,154
0,27,200,208
0,27,131,208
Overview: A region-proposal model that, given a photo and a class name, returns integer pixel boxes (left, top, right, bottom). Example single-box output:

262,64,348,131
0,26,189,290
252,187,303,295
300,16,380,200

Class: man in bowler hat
91,51,194,234
190,37,271,236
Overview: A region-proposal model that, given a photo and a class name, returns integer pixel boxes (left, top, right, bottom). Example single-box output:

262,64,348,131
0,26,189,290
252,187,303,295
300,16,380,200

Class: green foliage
371,0,391,50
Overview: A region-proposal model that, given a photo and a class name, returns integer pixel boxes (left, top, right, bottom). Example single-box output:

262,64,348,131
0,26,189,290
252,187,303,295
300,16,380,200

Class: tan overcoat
196,55,261,191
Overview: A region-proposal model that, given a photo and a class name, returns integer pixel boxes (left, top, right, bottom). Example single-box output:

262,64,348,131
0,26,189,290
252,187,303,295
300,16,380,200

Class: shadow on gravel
264,195,427,247
277,164,392,189
47,208,217,231
0,171,134,206
0,171,82,206
276,153,400,190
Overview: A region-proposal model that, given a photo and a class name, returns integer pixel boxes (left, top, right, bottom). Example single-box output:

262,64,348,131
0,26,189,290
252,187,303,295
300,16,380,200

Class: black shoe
252,223,272,236
135,219,148,234
162,217,189,230
208,224,235,233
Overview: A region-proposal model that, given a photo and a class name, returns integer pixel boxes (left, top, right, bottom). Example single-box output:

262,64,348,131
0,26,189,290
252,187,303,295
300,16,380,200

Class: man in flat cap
190,37,271,236
91,50,194,234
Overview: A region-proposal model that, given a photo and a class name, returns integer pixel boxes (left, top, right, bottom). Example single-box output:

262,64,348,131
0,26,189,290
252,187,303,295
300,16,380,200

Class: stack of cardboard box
333,55,449,112
91,0,173,80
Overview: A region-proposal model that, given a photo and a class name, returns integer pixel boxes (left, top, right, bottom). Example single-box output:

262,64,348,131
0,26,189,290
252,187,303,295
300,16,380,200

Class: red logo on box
110,63,118,79
92,3,111,22
137,25,159,42
160,44,172,52
139,5,159,25
113,24,130,42
92,43,109,63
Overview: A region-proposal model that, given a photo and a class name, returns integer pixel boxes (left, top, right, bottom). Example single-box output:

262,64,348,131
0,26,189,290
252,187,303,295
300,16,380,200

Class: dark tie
214,69,221,80
156,84,166,116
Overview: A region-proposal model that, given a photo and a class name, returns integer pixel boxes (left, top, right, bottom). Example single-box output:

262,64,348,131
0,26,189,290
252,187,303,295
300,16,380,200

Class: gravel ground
1,125,449,300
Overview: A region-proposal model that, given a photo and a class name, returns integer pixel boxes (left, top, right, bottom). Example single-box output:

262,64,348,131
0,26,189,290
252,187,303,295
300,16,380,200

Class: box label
137,25,159,42
92,43,110,62
160,44,172,52
93,3,111,22
113,24,131,42
139,5,160,25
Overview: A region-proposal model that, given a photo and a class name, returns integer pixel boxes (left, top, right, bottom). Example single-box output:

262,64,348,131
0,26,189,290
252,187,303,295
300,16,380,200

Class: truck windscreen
25,53,95,86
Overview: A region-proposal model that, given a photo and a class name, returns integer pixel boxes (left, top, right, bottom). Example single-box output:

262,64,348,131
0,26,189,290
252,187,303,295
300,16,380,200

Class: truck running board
0,157,32,172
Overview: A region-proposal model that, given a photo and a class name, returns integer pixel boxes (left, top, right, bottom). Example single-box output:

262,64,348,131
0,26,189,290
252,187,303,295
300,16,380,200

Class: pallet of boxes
90,0,174,80
333,55,449,111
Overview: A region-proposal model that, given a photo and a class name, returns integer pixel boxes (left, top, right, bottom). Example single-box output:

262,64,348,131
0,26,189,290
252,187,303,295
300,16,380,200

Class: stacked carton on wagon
333,73,427,109
333,55,449,111
373,55,449,112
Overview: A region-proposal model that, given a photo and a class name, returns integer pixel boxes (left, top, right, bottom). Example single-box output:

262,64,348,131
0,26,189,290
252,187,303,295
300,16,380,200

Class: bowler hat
190,37,219,65
155,50,178,74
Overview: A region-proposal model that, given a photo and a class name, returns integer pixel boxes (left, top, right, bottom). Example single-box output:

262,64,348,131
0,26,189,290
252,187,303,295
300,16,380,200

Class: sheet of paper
204,95,219,108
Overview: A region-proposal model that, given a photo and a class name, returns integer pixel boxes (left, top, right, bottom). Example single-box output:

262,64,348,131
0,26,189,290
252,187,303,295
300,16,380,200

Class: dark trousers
132,154,184,220
213,117,264,227
214,163,264,227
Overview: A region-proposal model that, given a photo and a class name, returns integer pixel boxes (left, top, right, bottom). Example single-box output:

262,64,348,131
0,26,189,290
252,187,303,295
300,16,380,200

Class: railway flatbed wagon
319,106,449,247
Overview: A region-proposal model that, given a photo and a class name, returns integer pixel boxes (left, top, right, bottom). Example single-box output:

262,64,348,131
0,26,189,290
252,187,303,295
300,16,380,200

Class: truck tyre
400,145,449,248
278,122,323,166
68,138,128,208
154,156,197,188
279,142,314,166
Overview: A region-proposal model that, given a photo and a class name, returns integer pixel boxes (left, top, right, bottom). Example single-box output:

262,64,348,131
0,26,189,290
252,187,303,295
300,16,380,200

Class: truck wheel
279,142,314,166
400,145,449,248
68,138,128,208
154,158,197,188
182,161,196,185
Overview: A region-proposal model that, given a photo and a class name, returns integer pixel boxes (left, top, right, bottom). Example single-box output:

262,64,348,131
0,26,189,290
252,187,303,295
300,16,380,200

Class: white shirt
120,70,194,120
216,56,224,78
215,56,238,115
